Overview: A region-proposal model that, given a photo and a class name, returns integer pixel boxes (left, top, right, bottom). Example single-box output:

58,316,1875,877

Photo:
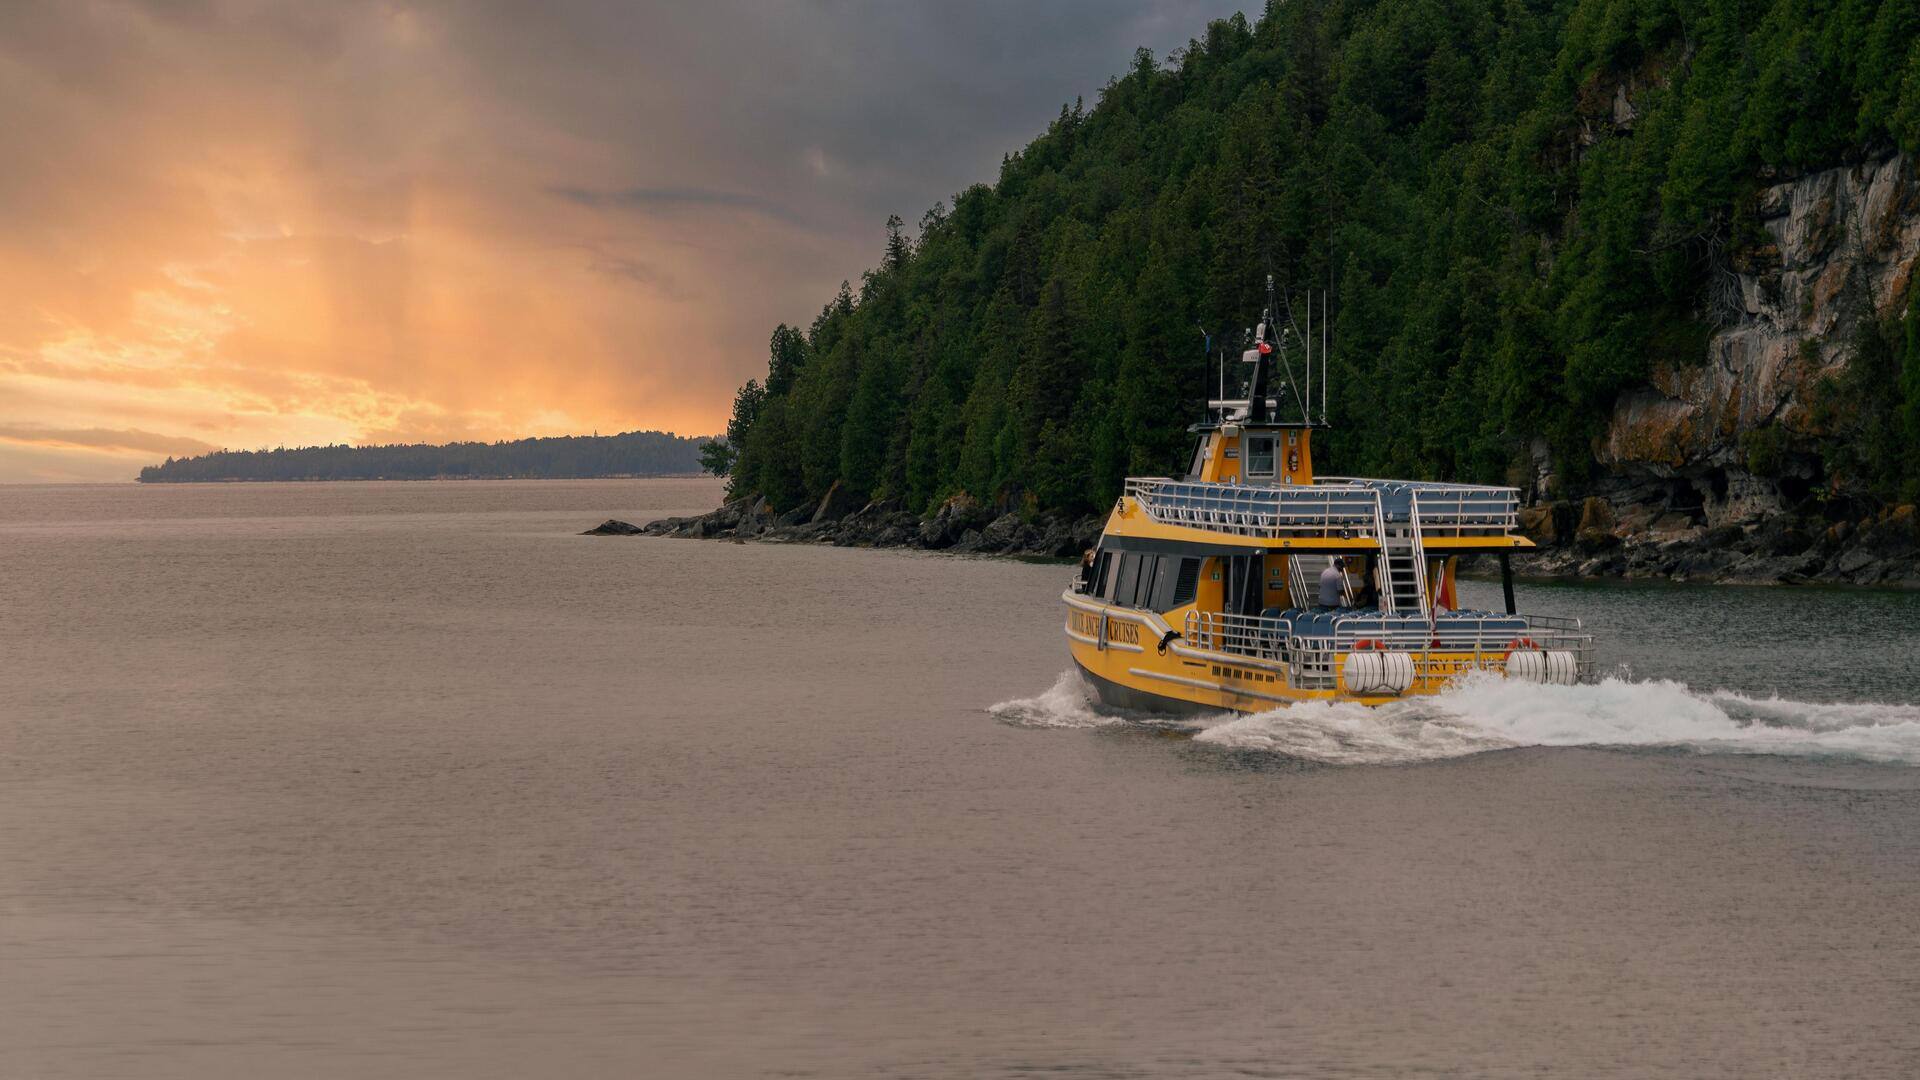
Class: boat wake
995,671,1920,766
989,671,1127,729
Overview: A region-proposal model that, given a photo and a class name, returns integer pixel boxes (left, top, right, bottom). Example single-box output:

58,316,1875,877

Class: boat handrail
1123,477,1379,539
1123,476,1517,539
1184,609,1595,689
1282,627,1595,690
1313,475,1516,492
1323,477,1521,534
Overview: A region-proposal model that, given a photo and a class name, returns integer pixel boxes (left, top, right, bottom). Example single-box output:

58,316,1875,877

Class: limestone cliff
1522,154,1920,585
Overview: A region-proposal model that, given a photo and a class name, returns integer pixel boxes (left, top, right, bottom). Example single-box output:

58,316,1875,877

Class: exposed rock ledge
584,482,1103,559
1507,497,1919,588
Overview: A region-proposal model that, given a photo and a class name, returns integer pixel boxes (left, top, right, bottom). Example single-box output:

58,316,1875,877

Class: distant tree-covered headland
138,431,714,482
713,0,1920,520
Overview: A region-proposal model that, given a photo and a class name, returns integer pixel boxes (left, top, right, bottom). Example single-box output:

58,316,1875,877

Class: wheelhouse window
1133,555,1160,608
1169,557,1201,607
1105,552,1204,611
1113,553,1141,607
1144,555,1195,611
1245,436,1276,477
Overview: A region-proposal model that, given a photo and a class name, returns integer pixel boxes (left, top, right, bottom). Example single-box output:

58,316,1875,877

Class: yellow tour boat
1065,280,1592,713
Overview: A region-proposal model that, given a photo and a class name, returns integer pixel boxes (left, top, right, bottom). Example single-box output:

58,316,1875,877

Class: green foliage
1808,285,1920,504
1741,424,1790,479
699,439,734,477
720,0,1920,517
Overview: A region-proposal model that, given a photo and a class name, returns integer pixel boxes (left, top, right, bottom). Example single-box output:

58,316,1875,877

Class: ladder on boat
1374,492,1431,623
1279,491,1428,619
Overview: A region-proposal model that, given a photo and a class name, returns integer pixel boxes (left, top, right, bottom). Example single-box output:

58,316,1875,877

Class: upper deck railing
1123,478,1377,538
1317,477,1520,535
1122,476,1518,540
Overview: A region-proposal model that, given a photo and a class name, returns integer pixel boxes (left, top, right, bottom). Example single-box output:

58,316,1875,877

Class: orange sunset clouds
1,1,1246,481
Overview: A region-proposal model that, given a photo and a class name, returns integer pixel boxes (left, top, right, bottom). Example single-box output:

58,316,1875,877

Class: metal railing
1184,610,1294,660
1318,477,1520,535
1182,609,1595,691
1412,489,1519,535
1124,476,1519,539
1124,477,1381,538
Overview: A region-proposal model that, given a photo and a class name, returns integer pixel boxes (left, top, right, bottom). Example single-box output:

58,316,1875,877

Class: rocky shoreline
1506,496,1920,588
587,481,1918,588
586,482,1101,558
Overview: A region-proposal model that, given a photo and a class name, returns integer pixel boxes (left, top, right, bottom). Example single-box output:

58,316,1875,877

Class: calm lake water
4,477,1919,1078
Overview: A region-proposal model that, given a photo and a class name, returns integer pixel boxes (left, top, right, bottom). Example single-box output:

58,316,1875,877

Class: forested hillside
139,430,709,482
713,0,1920,519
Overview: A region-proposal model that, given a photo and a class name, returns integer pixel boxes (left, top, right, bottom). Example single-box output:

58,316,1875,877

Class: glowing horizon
0,1,1250,482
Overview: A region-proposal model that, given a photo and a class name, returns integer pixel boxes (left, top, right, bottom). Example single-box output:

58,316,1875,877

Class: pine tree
883,214,910,272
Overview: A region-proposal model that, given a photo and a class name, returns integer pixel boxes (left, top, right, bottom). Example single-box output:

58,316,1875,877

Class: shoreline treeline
138,431,713,482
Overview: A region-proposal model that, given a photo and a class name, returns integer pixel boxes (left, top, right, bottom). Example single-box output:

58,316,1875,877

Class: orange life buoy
1353,638,1381,651
1505,636,1539,656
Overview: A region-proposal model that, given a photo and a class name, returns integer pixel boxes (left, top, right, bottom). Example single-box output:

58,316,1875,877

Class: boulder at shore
582,519,644,536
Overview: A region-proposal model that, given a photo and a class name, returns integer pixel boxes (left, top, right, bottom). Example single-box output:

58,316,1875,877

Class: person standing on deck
1317,558,1347,610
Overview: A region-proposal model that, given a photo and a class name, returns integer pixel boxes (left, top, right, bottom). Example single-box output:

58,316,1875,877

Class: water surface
4,479,1918,1078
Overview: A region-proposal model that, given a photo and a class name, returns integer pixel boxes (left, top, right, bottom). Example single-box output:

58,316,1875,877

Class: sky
0,0,1254,482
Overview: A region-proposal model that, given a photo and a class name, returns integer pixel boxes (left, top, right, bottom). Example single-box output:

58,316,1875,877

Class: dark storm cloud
444,0,1257,242
580,251,688,300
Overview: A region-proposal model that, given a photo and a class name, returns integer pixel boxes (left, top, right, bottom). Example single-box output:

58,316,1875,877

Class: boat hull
1064,591,1542,714
1072,658,1222,716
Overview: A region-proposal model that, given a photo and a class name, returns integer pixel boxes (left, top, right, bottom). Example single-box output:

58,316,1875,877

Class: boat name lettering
1070,611,1139,645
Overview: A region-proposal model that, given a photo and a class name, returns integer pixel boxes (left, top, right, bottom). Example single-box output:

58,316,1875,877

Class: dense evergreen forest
711,0,1920,517
139,431,709,482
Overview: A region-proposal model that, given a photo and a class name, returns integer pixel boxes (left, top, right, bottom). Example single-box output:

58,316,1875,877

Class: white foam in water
1004,670,1920,766
989,670,1126,729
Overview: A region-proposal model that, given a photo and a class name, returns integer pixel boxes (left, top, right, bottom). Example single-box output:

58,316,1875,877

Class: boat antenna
1247,316,1267,424
1197,322,1213,423
1277,278,1323,428
1264,274,1310,424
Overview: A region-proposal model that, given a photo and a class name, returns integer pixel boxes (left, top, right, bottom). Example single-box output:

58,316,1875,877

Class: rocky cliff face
1518,153,1920,587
